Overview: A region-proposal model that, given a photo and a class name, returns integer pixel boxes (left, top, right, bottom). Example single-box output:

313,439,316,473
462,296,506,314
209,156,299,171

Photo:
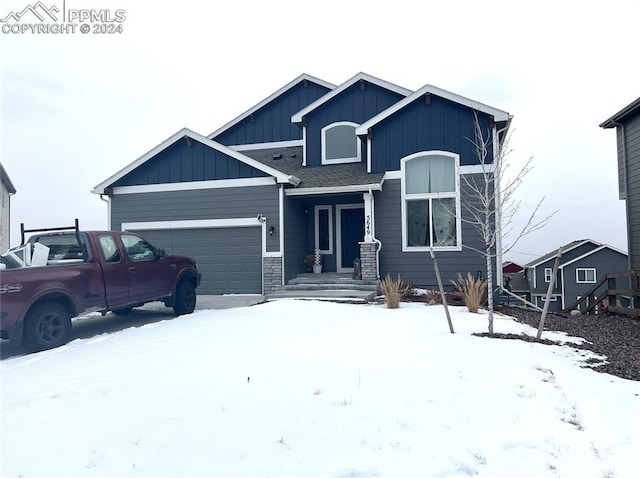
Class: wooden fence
565,270,640,317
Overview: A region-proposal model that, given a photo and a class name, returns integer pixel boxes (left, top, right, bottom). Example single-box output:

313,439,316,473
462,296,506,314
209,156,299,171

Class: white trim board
285,184,383,196
208,74,335,139
291,72,412,124
229,140,303,151
112,177,276,195
92,128,300,195
122,218,262,231
356,84,510,136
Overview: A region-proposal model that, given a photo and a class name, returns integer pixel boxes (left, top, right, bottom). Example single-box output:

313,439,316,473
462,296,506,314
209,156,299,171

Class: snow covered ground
1,300,638,478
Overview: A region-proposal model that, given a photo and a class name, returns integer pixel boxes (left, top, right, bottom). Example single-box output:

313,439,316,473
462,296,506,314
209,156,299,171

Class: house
0,163,16,252
600,97,640,270
502,261,530,303
525,239,628,312
93,72,511,295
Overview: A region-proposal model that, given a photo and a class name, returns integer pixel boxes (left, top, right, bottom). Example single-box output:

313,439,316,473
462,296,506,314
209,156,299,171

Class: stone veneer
359,242,378,281
263,256,283,294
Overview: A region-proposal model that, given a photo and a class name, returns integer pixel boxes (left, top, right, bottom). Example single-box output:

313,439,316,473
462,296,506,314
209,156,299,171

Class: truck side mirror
156,248,165,259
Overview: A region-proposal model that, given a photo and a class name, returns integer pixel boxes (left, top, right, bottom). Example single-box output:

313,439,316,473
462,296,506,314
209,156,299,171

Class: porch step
288,273,378,286
266,273,379,302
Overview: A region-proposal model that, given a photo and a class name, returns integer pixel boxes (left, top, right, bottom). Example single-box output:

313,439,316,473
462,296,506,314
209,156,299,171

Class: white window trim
576,268,596,283
314,205,333,254
544,268,552,283
321,121,361,165
400,151,462,252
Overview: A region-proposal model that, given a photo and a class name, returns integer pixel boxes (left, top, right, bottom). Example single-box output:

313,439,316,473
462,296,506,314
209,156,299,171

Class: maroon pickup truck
0,224,200,352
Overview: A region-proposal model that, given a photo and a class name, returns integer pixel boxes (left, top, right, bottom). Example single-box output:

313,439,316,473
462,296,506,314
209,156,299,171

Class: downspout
368,187,382,279
99,194,111,230
494,118,511,297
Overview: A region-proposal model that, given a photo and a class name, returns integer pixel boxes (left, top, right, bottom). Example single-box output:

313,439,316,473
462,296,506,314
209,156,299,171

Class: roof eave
600,97,640,128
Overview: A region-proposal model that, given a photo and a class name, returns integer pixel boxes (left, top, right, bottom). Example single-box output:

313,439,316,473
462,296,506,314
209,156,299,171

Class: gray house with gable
526,239,628,312
93,73,511,295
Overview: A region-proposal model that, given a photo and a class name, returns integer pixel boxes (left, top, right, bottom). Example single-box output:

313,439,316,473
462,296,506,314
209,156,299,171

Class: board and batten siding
213,81,332,146
304,82,406,167
621,113,640,269
112,138,268,188
374,177,493,288
110,185,280,252
369,95,494,174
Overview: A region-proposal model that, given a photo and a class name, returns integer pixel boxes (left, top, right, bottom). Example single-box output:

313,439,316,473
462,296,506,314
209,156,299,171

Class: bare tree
460,112,555,333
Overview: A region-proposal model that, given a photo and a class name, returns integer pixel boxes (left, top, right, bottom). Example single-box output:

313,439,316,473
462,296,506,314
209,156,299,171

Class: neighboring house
525,239,628,312
502,261,530,303
600,97,640,270
0,163,17,252
93,72,511,295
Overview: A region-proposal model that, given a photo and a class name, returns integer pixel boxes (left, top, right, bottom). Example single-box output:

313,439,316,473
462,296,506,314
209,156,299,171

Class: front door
337,205,364,272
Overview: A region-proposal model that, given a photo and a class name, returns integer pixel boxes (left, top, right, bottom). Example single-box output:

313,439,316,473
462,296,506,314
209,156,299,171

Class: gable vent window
401,151,461,251
321,122,361,165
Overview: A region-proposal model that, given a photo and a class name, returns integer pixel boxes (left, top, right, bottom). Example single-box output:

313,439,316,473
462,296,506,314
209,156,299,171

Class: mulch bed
480,305,640,382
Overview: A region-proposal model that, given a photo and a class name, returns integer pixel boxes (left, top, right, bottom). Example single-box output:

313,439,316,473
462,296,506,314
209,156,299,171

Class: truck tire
173,280,196,316
23,302,72,352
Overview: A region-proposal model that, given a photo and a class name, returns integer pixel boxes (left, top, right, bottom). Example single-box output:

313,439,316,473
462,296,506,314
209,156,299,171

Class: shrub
450,272,487,313
379,274,407,309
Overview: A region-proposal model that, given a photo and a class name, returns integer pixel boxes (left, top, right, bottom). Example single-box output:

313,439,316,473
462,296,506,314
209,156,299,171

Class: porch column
360,192,379,281
263,255,283,294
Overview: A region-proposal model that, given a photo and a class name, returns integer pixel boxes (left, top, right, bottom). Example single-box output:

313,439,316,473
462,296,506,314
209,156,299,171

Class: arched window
401,151,461,251
321,122,361,164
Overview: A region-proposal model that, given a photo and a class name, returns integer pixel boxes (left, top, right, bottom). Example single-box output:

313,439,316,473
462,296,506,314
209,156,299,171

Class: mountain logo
1,1,60,23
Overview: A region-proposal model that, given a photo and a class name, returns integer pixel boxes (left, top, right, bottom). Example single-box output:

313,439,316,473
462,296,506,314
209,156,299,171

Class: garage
130,226,263,295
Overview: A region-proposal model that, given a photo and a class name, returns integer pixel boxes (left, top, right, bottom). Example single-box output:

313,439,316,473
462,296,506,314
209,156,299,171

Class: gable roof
356,83,511,136
1,163,16,194
92,128,300,195
525,239,602,268
291,72,412,124
558,244,627,269
600,97,640,128
208,74,335,139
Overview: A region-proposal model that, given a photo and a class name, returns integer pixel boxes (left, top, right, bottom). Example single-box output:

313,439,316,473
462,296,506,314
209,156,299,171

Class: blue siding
113,138,268,187
213,80,331,146
305,82,406,167
375,178,494,289
370,95,494,173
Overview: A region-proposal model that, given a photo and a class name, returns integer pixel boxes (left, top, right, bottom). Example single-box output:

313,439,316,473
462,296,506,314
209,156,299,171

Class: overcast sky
1,0,638,265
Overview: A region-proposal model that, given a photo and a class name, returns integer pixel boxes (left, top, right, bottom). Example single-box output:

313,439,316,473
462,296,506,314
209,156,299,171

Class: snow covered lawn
1,300,638,477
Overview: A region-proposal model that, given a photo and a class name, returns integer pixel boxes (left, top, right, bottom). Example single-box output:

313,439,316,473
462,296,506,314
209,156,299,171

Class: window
314,205,333,254
321,122,360,164
576,268,596,283
99,235,120,263
121,234,156,262
544,268,552,282
401,152,460,251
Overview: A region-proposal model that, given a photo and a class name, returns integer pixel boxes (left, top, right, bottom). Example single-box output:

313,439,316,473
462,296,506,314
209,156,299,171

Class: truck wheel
173,280,196,316
113,307,133,316
23,302,72,352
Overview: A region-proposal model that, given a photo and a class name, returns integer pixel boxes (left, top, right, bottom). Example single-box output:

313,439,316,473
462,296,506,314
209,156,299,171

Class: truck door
120,233,173,303
96,234,130,308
